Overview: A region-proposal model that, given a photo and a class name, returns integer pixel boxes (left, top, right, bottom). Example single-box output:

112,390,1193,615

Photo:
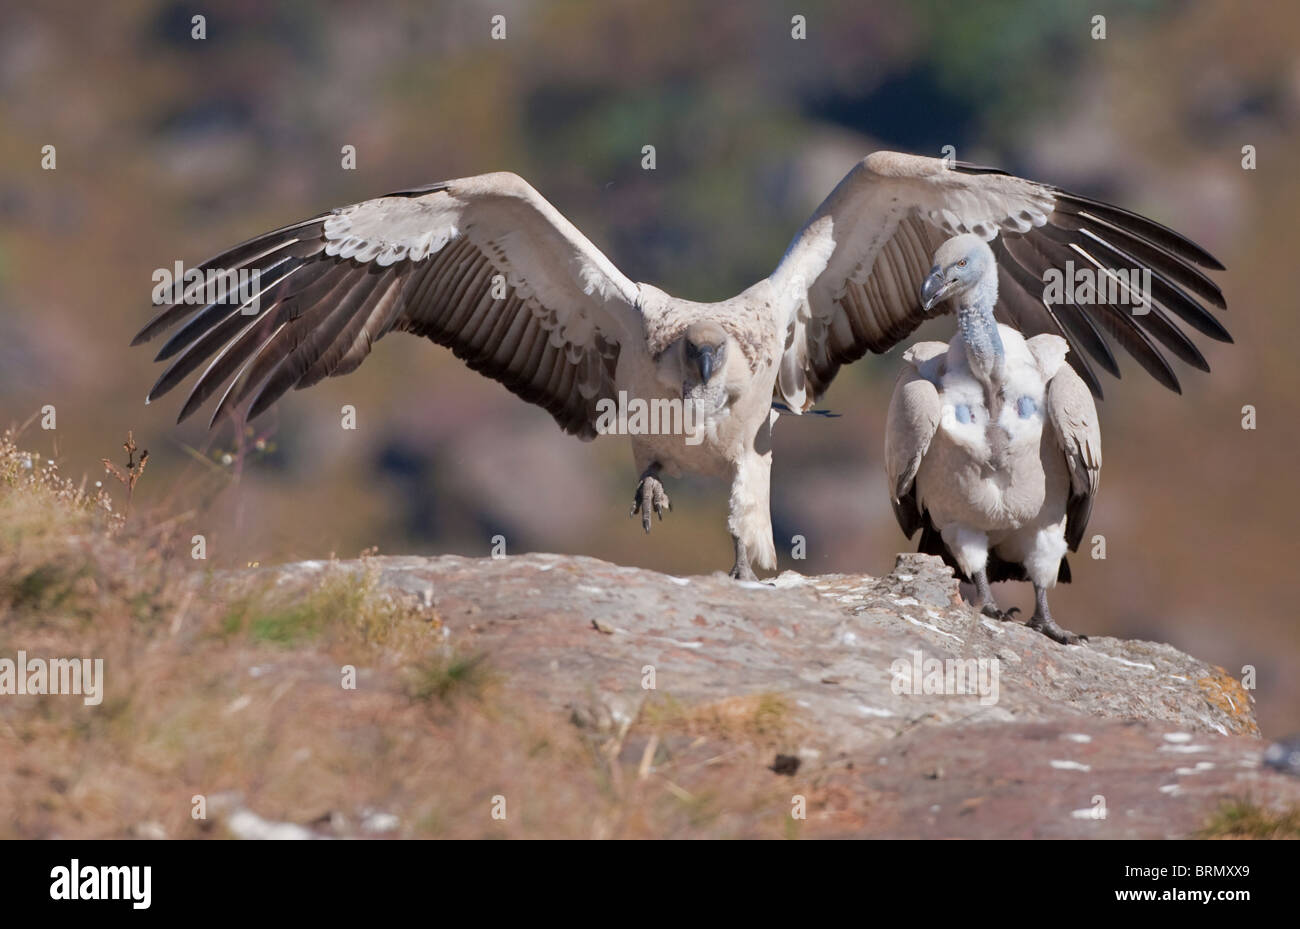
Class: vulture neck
956,269,1005,408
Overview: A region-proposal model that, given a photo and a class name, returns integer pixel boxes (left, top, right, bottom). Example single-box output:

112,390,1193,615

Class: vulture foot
971,570,1017,621
1027,585,1087,645
728,558,758,582
630,473,671,533
1027,612,1087,646
728,535,758,581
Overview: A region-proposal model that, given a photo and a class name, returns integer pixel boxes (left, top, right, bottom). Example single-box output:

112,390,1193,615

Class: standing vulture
886,234,1100,644
132,152,1228,578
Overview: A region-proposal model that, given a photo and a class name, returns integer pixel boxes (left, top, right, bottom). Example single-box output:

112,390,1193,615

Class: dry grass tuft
1199,799,1300,839
642,692,796,743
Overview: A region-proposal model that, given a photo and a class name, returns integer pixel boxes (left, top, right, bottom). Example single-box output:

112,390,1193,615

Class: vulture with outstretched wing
133,152,1228,578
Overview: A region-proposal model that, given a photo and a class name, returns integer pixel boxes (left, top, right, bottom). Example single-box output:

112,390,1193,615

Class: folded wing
883,341,947,539
1042,360,1103,551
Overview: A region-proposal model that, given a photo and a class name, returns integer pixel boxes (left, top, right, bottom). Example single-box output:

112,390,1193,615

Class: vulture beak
695,346,716,383
921,266,955,312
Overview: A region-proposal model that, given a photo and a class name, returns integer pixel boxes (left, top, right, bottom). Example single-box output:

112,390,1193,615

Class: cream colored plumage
133,153,1216,579
886,235,1102,643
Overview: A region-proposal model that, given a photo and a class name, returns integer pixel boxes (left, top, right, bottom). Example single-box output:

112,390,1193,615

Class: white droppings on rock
899,614,962,642
133,821,167,840
1063,733,1093,743
1050,759,1092,771
1093,652,1156,671
639,635,702,649
857,705,896,718
226,809,320,841
770,572,807,588
1163,732,1194,743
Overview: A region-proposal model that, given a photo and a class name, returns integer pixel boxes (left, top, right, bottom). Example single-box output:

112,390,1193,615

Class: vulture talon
729,562,759,582
1028,612,1088,646
728,534,759,581
631,474,670,535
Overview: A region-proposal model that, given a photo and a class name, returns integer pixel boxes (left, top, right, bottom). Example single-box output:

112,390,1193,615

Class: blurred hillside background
0,0,1296,732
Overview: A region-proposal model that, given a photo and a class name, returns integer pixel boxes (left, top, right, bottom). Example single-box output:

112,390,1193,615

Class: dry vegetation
0,432,848,839
4,431,1295,840
1199,800,1300,840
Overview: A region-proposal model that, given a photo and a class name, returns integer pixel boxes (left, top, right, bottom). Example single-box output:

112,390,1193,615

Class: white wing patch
323,197,464,268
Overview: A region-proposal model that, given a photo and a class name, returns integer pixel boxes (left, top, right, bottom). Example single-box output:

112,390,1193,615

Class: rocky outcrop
261,551,1292,838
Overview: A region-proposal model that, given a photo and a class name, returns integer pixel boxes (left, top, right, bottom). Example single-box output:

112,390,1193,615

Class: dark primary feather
1063,485,1095,556
1051,190,1225,270
955,160,1225,269
133,187,620,438
998,232,1183,393
990,241,1111,398
133,216,329,346
947,164,1230,399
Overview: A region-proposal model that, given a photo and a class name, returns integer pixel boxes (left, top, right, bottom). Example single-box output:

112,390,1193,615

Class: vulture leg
729,535,758,582
1027,584,1087,646
630,464,671,534
973,569,1020,622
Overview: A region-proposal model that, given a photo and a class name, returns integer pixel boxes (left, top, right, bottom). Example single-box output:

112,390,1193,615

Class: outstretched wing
883,341,947,539
772,151,1229,409
133,172,645,439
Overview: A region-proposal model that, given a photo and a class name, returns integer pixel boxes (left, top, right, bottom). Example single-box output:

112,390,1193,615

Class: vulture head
682,320,729,386
921,233,996,312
